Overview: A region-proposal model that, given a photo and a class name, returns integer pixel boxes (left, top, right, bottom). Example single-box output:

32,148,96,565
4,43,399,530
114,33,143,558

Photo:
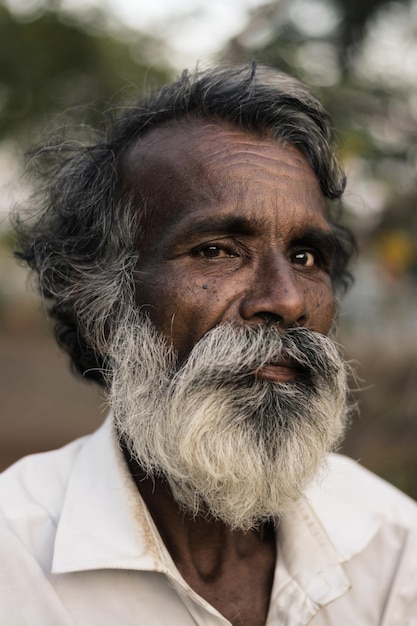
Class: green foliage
223,0,417,247
0,3,172,140
333,0,407,50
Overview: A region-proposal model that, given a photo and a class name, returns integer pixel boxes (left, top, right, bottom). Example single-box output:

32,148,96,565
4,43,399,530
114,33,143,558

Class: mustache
173,323,343,390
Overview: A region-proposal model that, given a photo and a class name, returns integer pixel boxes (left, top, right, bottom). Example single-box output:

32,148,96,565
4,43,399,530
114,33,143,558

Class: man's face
123,120,335,367
114,121,348,528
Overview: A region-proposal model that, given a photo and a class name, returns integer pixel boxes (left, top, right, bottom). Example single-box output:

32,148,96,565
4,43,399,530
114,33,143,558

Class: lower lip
256,364,299,383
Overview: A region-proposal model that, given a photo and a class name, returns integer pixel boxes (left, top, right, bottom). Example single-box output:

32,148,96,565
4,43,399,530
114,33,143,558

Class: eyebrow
292,228,338,252
174,214,262,241
175,215,336,250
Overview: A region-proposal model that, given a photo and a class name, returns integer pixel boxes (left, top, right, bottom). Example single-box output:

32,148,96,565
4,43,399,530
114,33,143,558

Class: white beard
109,314,349,531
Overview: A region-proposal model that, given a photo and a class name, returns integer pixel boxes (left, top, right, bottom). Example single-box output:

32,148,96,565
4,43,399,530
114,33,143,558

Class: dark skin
125,454,276,626
121,119,336,625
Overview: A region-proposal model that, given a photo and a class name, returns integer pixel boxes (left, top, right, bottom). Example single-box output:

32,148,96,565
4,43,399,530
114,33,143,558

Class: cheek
134,271,176,335
172,277,236,340
307,283,335,334
134,271,228,356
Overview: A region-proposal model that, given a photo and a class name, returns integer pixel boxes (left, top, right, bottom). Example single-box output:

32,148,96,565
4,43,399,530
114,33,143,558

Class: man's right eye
194,244,238,259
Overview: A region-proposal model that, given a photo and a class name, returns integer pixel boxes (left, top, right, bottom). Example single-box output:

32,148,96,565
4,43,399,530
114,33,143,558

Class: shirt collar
304,455,383,562
266,497,352,625
52,417,177,577
265,457,383,623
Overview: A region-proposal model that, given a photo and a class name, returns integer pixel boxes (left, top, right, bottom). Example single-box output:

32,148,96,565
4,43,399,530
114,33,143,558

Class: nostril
256,312,282,326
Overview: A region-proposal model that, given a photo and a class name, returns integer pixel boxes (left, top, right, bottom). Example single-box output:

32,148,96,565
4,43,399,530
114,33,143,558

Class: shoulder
0,435,89,529
0,434,93,582
304,453,417,563
322,453,417,526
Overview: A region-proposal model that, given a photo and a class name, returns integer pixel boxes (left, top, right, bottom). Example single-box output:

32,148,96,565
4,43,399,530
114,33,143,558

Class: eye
292,250,316,267
194,244,239,259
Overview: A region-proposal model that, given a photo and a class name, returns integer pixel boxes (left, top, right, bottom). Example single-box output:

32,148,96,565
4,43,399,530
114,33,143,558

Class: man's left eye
292,251,316,267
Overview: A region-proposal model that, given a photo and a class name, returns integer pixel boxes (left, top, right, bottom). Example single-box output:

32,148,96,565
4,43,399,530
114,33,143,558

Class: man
2,64,417,625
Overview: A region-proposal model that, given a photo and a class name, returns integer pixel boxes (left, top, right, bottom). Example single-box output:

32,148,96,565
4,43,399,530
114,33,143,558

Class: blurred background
0,0,416,498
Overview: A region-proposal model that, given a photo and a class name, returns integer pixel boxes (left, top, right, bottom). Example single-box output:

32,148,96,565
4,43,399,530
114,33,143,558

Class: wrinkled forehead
118,119,329,255
120,119,225,202
120,118,323,203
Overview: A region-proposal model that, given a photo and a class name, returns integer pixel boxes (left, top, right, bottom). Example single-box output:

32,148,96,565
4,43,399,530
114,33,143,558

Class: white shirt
1,418,417,626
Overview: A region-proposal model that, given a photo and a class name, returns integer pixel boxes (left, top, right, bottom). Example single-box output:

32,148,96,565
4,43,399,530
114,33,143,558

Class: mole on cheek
201,281,218,294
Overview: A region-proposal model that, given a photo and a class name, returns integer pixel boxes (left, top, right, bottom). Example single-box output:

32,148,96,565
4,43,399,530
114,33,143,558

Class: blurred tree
0,1,173,141
334,0,408,69
223,0,417,248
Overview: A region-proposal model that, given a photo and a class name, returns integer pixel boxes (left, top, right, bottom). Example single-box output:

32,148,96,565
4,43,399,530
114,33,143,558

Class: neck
124,448,275,579
123,443,277,626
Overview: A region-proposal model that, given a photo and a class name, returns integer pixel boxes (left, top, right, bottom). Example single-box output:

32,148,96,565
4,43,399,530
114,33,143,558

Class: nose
239,256,308,328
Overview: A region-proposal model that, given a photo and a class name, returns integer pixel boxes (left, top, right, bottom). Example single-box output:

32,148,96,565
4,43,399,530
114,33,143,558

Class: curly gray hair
14,62,355,387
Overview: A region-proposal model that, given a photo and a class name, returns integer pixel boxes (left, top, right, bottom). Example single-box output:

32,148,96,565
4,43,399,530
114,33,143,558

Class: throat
124,448,277,626
129,459,277,568
176,522,276,626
